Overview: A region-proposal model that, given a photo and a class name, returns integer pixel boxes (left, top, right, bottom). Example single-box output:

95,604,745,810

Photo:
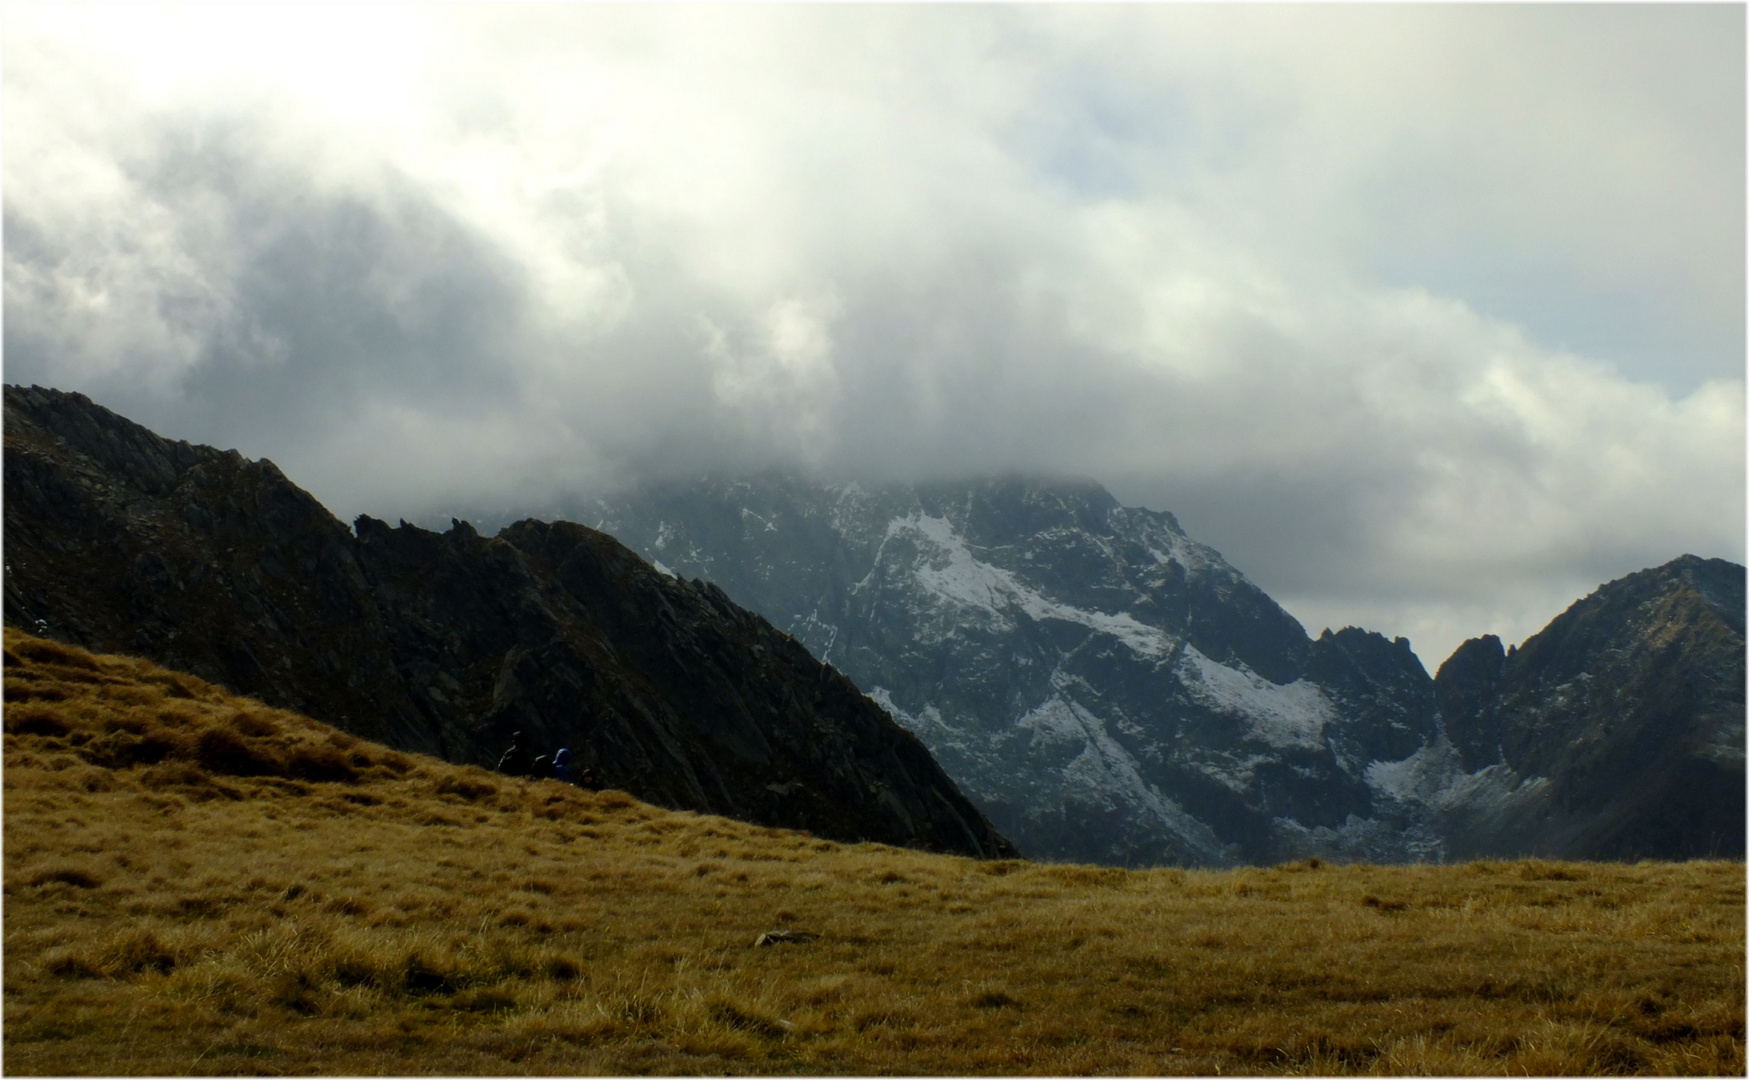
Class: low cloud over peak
5,5,1741,666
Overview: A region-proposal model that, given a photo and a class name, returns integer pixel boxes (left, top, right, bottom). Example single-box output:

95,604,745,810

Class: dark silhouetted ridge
3,384,1015,858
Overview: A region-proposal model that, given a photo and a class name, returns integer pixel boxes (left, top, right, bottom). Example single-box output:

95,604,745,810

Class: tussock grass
4,628,1743,1075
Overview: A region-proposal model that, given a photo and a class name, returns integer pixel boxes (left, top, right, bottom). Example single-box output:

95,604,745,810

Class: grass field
3,627,1744,1075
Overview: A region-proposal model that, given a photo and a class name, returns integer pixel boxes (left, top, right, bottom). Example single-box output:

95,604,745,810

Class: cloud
3,5,1742,666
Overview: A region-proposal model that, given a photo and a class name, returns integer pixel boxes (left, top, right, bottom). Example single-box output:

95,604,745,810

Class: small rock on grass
753,929,819,947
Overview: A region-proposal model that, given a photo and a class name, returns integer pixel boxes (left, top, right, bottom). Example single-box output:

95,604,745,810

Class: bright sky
5,4,1743,667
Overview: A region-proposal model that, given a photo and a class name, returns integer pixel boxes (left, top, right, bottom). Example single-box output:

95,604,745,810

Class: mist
5,4,1742,666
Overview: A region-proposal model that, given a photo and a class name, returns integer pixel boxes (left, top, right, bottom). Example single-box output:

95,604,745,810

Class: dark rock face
1308,629,1437,769
1432,634,1508,769
483,473,1744,866
2,386,1014,858
1435,557,1745,861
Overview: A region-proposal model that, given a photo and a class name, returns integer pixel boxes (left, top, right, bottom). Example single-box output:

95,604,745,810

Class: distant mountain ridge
480,473,1742,866
2,386,1014,858
1434,556,1744,860
7,384,1739,866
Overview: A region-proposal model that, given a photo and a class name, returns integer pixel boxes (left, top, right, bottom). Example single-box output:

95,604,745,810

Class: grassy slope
3,629,1743,1076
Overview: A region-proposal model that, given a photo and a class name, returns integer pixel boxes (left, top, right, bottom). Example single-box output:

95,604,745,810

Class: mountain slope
1434,556,1745,860
6,628,1743,1076
518,474,1742,866
2,385,1013,857
529,475,1439,866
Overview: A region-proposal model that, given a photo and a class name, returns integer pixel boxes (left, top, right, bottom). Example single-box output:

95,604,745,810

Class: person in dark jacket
496,732,534,778
578,766,600,791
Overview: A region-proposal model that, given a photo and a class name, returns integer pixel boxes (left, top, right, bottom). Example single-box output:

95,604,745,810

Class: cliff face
1434,556,1745,860
2,385,1015,858
516,474,1743,866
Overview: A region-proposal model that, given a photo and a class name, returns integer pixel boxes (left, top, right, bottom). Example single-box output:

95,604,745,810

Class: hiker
553,747,574,785
496,731,534,778
578,766,600,791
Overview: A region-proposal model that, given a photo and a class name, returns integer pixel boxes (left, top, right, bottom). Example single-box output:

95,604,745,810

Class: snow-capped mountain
467,476,1431,865
457,474,1743,866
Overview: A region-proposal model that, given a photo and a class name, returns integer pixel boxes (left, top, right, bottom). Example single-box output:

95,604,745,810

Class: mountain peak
1435,556,1745,859
567,472,1743,865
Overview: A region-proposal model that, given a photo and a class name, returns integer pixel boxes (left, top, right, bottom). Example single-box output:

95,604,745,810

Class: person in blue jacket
553,747,573,785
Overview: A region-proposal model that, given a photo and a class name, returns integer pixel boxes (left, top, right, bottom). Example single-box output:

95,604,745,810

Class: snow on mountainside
874,513,1178,658
1177,646,1333,752
450,475,1744,867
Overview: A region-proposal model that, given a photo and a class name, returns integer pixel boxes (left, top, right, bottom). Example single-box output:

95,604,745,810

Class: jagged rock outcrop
1432,556,1745,860
2,385,1015,858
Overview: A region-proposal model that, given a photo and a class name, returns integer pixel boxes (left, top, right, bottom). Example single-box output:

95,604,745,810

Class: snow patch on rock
1026,693,1233,866
1187,751,1279,794
1017,696,1094,749
1176,645,1333,750
867,687,934,731
1366,738,1548,814
882,514,1177,659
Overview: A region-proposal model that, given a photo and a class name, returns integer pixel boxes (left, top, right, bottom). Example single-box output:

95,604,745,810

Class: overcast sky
5,4,1743,667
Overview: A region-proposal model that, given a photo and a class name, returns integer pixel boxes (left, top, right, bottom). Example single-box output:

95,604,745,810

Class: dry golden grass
3,627,1743,1076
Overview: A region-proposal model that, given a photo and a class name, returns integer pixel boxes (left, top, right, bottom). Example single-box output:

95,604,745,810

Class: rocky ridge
1431,556,1744,860
1,386,1014,858
502,474,1745,866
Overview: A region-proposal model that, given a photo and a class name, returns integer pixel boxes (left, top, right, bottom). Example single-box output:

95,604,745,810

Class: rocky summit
1431,555,1745,861
1,386,1014,858
495,474,1742,867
